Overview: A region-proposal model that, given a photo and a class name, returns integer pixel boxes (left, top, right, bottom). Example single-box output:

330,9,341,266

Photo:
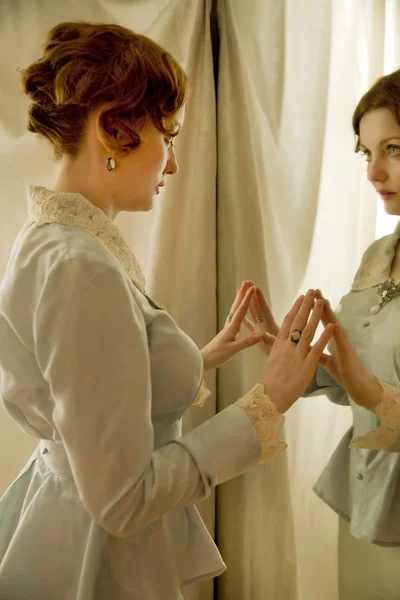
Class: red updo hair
20,21,188,158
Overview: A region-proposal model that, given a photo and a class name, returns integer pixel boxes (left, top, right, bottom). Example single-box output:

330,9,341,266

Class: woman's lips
379,191,397,200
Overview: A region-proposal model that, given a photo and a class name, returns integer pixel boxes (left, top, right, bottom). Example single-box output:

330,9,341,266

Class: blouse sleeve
235,384,287,461
350,377,400,451
192,379,212,406
34,254,286,539
302,364,349,406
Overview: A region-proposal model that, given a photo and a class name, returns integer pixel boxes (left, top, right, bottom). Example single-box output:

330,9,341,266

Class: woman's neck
389,240,400,279
53,151,117,220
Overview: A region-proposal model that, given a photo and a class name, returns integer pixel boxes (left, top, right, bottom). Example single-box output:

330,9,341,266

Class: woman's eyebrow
359,135,400,149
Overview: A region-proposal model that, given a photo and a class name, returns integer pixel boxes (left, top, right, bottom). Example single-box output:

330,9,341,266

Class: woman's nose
164,147,179,176
367,157,387,183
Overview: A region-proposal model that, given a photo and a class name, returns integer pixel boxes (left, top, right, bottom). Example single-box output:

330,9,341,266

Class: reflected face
359,108,400,216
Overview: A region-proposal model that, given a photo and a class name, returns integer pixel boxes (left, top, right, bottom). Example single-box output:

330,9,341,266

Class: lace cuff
235,384,287,462
350,377,400,450
192,379,212,407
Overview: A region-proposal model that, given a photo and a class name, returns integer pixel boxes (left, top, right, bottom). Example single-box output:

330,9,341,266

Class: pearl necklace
370,278,400,314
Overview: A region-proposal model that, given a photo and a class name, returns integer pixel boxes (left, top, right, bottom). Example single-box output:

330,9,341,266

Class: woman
250,70,400,599
0,22,333,600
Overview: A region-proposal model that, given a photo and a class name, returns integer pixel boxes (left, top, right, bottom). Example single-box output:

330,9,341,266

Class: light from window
375,197,399,239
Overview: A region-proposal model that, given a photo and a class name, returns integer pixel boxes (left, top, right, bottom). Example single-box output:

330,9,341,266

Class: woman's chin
383,202,400,216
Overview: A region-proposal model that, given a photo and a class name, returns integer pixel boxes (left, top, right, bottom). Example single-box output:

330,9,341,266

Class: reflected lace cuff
235,384,287,462
192,379,212,407
350,377,400,449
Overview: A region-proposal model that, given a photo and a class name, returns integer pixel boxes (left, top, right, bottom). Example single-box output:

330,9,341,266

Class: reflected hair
352,69,400,152
20,21,188,158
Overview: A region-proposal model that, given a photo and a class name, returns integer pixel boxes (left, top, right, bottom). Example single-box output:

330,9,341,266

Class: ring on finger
255,315,264,323
289,329,302,343
227,312,234,323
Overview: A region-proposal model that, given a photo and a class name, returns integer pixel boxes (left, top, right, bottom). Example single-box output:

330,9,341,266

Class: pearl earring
106,157,116,171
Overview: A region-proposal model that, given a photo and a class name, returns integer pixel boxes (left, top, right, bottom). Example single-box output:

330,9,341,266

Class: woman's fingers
308,324,335,364
258,333,276,355
255,287,279,334
231,281,249,311
243,316,256,332
229,286,256,333
230,331,264,353
323,300,339,325
315,289,340,326
332,323,350,356
249,291,262,323
335,321,349,339
278,290,316,340
229,330,275,357
290,290,317,335
318,351,332,366
225,281,249,326
263,332,276,347
296,298,324,353
277,294,306,339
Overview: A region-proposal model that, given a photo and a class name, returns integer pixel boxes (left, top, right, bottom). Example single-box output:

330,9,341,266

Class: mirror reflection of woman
250,71,400,600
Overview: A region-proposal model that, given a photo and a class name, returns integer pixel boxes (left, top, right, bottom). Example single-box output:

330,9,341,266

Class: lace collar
26,186,146,294
351,220,400,291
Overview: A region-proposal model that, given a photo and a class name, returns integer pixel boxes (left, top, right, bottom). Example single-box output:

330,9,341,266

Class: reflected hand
312,290,344,386
200,282,264,371
249,288,336,368
316,289,382,411
258,291,335,413
242,282,279,355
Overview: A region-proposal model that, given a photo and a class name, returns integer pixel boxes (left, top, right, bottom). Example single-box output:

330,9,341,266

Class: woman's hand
258,290,335,413
316,290,383,412
200,282,265,371
242,283,279,356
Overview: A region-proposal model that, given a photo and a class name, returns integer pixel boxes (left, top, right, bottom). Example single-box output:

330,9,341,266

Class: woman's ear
95,108,145,152
95,110,117,154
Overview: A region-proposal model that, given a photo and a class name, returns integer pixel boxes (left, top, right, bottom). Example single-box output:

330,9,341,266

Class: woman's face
359,107,400,215
104,108,185,215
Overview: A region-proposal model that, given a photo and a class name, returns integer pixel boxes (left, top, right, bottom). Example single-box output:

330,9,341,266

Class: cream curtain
0,1,399,599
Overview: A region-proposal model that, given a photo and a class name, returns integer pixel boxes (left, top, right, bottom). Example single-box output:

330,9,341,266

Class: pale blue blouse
305,222,400,546
0,187,266,600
